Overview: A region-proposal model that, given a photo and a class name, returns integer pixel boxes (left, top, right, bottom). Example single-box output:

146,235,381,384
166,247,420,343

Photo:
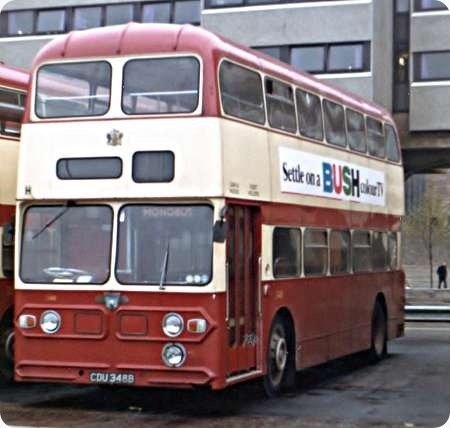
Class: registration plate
89,372,135,385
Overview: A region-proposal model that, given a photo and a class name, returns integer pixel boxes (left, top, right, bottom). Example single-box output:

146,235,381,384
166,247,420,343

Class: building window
204,0,363,8
173,0,201,24
7,10,34,35
1,2,202,37
142,3,171,23
36,9,66,34
414,51,450,81
105,4,135,26
273,228,301,278
291,43,370,74
393,0,410,112
328,43,367,72
291,46,325,73
73,7,102,30
253,46,283,61
206,0,243,7
414,0,448,11
396,0,410,12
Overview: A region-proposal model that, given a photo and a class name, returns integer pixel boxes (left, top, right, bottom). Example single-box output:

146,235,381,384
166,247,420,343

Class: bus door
226,205,260,376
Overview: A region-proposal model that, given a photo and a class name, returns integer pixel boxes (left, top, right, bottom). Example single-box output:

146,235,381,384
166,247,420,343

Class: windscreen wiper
32,201,75,240
159,240,170,291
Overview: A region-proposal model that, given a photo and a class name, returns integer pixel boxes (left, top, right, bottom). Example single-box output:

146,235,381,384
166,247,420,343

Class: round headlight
162,313,184,337
162,343,186,368
40,310,61,334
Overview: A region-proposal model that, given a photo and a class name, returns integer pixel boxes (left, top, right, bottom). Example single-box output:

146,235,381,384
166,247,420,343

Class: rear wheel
0,326,14,381
263,317,295,397
369,301,387,363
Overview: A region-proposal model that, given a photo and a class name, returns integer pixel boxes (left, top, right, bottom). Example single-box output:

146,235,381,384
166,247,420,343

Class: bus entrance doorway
226,205,260,376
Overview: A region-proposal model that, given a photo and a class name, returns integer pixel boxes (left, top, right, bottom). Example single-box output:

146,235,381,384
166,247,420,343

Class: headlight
162,313,184,337
40,310,61,334
162,343,186,368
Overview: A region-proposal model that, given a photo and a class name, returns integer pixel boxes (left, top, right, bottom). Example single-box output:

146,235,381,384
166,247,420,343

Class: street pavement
0,323,449,428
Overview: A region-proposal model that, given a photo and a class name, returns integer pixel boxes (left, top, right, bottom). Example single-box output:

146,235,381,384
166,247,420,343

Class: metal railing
405,305,450,322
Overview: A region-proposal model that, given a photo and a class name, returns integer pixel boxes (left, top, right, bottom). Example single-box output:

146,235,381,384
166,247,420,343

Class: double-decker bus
15,23,404,396
0,63,28,380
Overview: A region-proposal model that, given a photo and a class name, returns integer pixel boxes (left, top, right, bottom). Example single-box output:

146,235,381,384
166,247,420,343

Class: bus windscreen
116,205,212,286
20,205,113,284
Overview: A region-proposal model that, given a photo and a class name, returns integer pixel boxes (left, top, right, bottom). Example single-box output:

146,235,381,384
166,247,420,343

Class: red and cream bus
14,24,404,396
0,63,28,380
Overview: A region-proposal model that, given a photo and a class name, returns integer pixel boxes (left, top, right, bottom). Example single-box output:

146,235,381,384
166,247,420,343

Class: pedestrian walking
437,262,447,289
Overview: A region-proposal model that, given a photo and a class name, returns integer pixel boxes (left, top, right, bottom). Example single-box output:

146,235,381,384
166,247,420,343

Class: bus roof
32,23,392,123
0,63,29,91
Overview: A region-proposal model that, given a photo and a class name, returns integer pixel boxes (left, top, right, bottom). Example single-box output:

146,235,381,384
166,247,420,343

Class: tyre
0,326,14,381
263,316,294,397
369,301,387,363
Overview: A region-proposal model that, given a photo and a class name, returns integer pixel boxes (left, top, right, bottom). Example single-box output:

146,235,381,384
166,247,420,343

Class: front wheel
369,301,387,363
263,317,292,397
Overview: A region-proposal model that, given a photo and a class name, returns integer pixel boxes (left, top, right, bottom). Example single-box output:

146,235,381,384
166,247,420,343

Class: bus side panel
261,270,404,372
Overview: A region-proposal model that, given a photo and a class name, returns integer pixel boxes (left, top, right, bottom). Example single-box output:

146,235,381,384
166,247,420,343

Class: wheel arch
0,305,13,328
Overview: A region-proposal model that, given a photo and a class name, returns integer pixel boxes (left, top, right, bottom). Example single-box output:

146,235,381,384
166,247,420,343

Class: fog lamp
162,343,186,368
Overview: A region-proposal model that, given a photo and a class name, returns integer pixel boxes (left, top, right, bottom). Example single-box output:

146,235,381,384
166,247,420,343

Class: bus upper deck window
122,57,200,115
323,99,347,147
385,124,400,162
35,61,112,119
367,117,385,159
346,108,367,154
219,60,265,125
265,78,297,134
296,89,323,141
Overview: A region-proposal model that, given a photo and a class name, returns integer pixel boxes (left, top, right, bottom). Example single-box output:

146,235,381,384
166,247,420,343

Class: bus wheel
264,317,289,397
0,327,14,381
369,301,387,363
